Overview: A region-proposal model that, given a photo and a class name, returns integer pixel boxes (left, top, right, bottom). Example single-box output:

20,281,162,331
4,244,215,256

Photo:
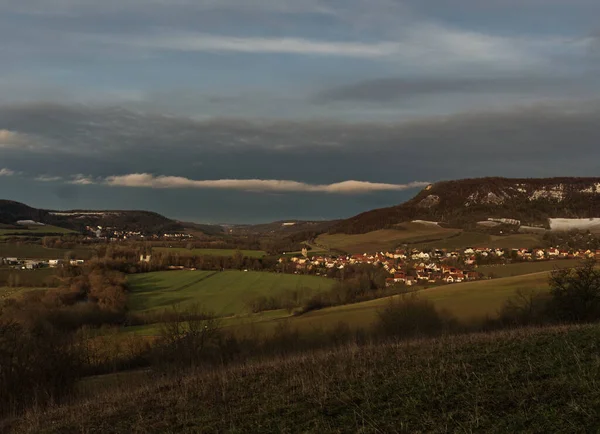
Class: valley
3,178,600,431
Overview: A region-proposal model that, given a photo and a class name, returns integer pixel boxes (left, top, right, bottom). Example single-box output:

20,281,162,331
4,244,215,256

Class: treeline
141,251,279,273
1,260,129,332
542,230,600,250
260,230,321,255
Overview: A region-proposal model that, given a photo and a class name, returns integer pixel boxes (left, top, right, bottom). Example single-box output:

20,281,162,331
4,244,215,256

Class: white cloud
35,175,63,182
0,168,15,177
0,129,25,148
91,33,399,58
69,174,96,185
103,173,429,194
82,21,584,72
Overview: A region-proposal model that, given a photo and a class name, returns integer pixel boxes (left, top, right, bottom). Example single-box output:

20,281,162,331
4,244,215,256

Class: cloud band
81,173,431,194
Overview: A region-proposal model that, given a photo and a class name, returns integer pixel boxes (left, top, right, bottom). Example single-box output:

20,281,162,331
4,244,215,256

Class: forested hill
330,177,600,234
0,200,182,234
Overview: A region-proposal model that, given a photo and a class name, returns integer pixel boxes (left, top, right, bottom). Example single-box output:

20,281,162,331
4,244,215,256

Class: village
3,244,599,285
84,225,193,241
0,257,85,270
85,226,194,242
283,246,600,286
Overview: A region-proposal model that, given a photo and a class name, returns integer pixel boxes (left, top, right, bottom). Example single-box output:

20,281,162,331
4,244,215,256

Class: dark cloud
314,76,593,103
2,100,600,221
1,100,600,176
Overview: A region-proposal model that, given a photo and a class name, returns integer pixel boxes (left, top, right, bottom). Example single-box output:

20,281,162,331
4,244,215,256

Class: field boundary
168,271,220,292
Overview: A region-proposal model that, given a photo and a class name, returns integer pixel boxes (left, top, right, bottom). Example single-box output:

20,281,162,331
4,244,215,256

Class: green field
0,244,93,259
126,269,556,337
0,225,75,236
233,272,553,336
127,270,335,317
153,247,266,258
316,224,544,254
0,268,57,287
410,232,544,251
316,223,461,253
477,259,582,278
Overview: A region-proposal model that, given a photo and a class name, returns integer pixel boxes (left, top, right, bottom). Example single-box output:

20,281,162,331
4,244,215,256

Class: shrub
375,295,453,338
0,320,82,416
547,259,600,323
496,289,549,327
152,306,223,373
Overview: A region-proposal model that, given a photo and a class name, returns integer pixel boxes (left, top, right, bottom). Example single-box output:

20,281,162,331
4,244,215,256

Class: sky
0,0,599,223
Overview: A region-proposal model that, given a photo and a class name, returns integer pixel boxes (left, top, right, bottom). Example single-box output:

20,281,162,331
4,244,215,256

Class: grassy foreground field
128,270,335,317
153,247,266,258
11,324,600,433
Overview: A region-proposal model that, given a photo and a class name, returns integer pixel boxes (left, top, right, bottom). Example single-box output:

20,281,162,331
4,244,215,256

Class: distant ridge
0,199,182,234
330,177,600,234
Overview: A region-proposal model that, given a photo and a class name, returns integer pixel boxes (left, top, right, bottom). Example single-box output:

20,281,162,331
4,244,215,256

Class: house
139,254,152,263
547,248,560,257
416,272,429,281
24,260,42,270
534,249,545,259
584,249,595,258
393,272,406,283
428,273,442,283
405,276,416,286
451,273,464,283
393,251,407,259
425,263,440,272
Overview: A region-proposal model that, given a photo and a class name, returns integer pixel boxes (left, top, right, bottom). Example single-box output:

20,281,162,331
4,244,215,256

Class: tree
548,259,600,322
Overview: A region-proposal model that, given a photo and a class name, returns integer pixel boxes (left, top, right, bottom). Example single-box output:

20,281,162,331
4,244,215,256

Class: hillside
10,324,600,433
0,200,182,234
331,177,600,234
228,219,338,236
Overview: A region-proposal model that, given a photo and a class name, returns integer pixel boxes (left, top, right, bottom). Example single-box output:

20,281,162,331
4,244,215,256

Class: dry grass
317,225,543,254
8,323,600,433
477,259,582,278
410,232,543,251
316,223,461,253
